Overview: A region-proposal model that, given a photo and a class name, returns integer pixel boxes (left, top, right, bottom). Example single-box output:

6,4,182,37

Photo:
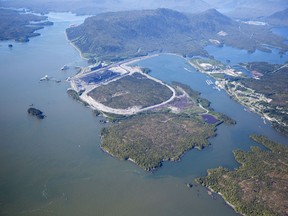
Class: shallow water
0,13,287,216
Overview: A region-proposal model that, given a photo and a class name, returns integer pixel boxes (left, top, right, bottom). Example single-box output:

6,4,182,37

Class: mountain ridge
66,8,288,61
266,8,288,26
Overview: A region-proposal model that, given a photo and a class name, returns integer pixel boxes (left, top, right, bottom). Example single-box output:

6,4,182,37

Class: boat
244,108,251,113
61,65,69,70
206,79,213,85
40,75,49,81
184,67,192,72
213,86,221,91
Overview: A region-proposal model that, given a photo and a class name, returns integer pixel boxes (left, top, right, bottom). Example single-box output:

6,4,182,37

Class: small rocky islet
27,107,45,119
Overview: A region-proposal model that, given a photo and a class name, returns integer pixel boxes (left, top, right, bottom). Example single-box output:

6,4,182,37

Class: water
272,26,288,45
134,53,288,176
205,44,288,65
0,14,287,216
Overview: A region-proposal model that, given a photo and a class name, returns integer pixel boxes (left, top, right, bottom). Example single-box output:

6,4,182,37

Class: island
68,56,235,170
0,8,53,42
27,107,45,119
196,135,288,216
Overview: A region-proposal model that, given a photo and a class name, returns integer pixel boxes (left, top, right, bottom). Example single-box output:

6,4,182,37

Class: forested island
196,135,288,216
0,8,53,42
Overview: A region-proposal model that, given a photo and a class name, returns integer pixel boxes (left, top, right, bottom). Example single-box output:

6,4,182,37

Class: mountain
2,0,288,17
266,8,288,26
206,0,288,18
189,9,236,33
66,8,288,61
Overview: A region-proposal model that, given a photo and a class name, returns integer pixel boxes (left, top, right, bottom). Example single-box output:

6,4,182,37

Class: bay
205,44,288,66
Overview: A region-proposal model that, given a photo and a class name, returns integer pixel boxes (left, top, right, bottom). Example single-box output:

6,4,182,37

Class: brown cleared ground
88,73,173,109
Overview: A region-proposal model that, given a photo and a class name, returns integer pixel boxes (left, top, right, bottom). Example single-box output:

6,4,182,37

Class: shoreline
66,45,273,129
206,186,240,215
186,59,286,131
70,53,176,115
65,31,89,60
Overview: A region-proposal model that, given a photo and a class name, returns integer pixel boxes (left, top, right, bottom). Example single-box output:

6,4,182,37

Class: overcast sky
1,0,287,16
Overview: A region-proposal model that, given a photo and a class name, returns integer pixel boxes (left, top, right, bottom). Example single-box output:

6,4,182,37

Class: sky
1,0,287,17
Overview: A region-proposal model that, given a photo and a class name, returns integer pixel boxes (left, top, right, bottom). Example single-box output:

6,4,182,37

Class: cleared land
196,135,288,216
88,72,173,109
190,58,243,78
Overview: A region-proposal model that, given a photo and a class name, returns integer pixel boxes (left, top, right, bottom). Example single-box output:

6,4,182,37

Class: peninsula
68,56,235,170
196,135,288,216
0,8,53,42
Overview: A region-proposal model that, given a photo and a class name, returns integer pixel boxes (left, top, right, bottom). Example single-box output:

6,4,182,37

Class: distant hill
266,8,288,26
66,8,288,61
2,0,288,18
0,0,210,15
0,8,53,42
210,0,288,18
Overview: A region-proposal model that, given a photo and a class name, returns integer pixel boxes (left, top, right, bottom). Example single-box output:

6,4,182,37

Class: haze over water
0,13,287,216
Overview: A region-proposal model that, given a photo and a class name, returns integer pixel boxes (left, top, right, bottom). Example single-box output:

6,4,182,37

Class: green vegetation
140,67,152,74
67,89,89,106
241,62,288,106
101,112,215,170
239,62,288,136
172,81,211,108
88,73,173,109
0,8,53,42
66,8,288,61
196,135,288,216
211,73,226,79
100,82,235,170
171,82,236,125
